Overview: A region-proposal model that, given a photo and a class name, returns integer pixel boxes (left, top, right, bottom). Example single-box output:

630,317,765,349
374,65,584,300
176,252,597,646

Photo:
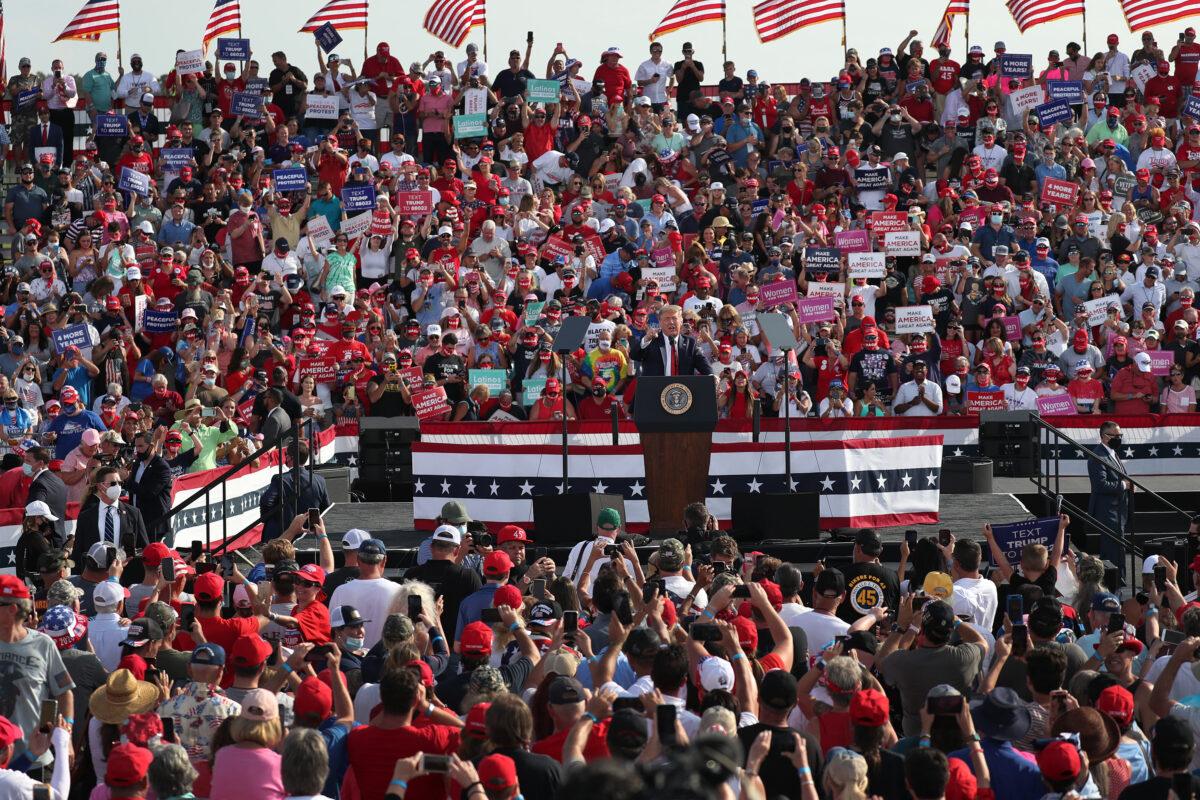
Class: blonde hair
229,716,282,749
823,750,870,800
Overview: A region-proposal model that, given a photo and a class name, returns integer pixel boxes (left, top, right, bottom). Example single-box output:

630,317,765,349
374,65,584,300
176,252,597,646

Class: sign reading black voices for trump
989,516,1059,566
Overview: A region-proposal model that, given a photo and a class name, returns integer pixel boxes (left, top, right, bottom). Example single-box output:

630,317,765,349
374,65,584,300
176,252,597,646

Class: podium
634,376,718,536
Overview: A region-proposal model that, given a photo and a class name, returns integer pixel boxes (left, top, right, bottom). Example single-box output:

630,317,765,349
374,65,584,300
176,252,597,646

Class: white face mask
597,340,611,351
105,484,122,501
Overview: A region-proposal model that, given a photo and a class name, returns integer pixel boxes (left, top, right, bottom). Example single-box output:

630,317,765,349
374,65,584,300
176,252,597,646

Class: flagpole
363,11,369,64
116,1,123,70
238,0,242,38
722,13,727,61
1081,4,1087,56
841,2,847,52
483,20,489,62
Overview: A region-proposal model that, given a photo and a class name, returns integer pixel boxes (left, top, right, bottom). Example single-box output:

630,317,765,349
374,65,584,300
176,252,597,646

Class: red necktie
42,125,48,144
670,337,678,376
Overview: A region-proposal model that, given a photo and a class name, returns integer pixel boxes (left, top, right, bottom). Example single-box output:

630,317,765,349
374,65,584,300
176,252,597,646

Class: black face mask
592,388,605,397
1108,435,1123,449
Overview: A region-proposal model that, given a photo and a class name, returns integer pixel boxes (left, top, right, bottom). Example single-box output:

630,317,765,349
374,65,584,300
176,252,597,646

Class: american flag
53,0,121,42
753,0,844,42
931,0,969,50
1119,0,1200,32
650,0,726,40
1005,0,1083,32
299,0,369,33
203,0,241,50
0,1,6,85
423,0,485,48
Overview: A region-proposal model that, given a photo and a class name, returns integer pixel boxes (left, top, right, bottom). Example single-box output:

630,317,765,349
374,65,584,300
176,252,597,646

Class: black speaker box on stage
730,492,821,540
532,493,626,546
978,410,1040,478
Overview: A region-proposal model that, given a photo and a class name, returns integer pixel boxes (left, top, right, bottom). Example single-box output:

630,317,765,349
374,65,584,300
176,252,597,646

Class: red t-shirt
346,724,461,800
292,601,331,644
1177,42,1200,85
198,614,261,687
531,722,610,762
930,60,962,95
118,653,149,679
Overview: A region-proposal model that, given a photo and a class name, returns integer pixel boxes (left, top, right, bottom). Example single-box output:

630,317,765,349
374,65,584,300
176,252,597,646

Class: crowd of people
0,21,1198,800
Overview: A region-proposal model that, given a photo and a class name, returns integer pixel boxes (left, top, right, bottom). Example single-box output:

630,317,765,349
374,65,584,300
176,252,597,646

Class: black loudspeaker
315,466,351,504
978,410,1040,478
731,492,821,541
532,493,626,546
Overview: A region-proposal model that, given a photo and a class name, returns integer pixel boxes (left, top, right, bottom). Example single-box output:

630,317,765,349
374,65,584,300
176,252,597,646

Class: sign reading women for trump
989,517,1059,566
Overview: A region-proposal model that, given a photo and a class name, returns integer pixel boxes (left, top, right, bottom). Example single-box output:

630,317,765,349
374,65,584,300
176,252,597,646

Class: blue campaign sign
51,324,92,354
118,167,150,197
230,91,263,118
217,38,251,61
272,167,309,192
239,317,256,345
1033,100,1073,127
342,184,377,212
989,516,1059,566
94,113,130,137
998,54,1033,78
16,89,39,110
314,23,342,53
160,147,194,169
1186,95,1200,121
142,310,178,334
751,198,769,216
1047,81,1084,104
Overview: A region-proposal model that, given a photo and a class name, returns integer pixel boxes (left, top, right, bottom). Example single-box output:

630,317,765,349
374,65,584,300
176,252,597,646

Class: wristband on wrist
969,733,981,742
701,608,715,620
389,780,408,791
907,624,920,634
583,711,599,724
63,716,74,725
731,652,747,662
281,663,293,674
509,621,522,633
797,767,811,776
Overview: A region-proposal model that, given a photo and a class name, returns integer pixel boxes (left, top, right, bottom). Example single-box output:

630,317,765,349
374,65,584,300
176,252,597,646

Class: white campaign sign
1082,296,1121,326
847,252,886,278
307,215,334,248
340,211,373,240
306,93,340,120
1131,64,1155,92
1009,85,1044,115
894,305,935,333
884,231,920,256
806,282,846,304
643,265,677,292
175,49,204,74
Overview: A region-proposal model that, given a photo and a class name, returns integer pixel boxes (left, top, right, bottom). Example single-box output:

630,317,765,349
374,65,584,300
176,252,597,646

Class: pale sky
14,1,1196,83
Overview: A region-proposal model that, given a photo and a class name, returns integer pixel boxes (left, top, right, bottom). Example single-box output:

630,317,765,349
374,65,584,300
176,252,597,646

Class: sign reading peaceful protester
1046,81,1084,104
527,79,561,104
305,93,340,120
231,91,263,118
273,167,309,193
989,516,1059,566
95,113,129,137
340,212,373,239
342,184,377,212
142,310,178,334
454,113,488,139
217,38,251,61
314,22,342,53
847,252,886,278
52,324,93,353
160,148,194,169
306,215,333,248
118,167,150,197
1034,99,1073,128
175,49,205,75
894,305,934,334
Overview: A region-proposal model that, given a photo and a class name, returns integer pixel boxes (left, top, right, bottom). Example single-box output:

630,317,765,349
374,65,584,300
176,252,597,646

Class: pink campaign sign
1000,316,1022,341
835,229,871,254
1146,351,1174,376
796,296,837,323
1037,394,1076,415
759,280,800,307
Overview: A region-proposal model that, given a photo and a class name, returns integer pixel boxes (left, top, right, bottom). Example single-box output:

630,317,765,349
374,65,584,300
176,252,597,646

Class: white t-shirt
662,574,707,608
790,609,849,651
893,380,943,415
328,577,402,648
1146,655,1200,703
779,602,811,627
563,537,637,586
952,576,998,630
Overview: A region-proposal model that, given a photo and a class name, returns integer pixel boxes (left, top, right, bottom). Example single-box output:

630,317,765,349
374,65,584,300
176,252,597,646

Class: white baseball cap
699,657,735,691
342,528,370,550
945,374,962,393
24,500,57,521
432,524,462,545
93,579,126,607
1134,351,1153,373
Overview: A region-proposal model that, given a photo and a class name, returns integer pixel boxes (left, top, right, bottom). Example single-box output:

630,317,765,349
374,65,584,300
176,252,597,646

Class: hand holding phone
1012,623,1029,657
408,594,422,622
656,704,677,745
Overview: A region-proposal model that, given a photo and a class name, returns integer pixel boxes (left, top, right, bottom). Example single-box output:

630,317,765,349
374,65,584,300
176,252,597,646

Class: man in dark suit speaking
1088,420,1131,577
630,305,713,377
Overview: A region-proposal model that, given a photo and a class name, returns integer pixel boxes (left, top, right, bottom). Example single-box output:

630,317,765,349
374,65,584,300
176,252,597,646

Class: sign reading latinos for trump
217,38,251,61
1046,81,1084,103
314,22,342,53
305,94,340,120
342,184,377,212
1009,85,1044,115
273,167,308,193
966,390,1007,412
884,231,921,256
175,49,205,75
51,324,93,353
1037,394,1075,415
1033,100,1073,128
95,113,129,137
141,310,178,334
395,190,434,216
521,378,547,406
523,301,545,325
834,229,870,254
796,296,837,323
469,369,509,394
412,387,449,422
998,54,1033,78
989,516,1060,566
231,91,263,118
894,305,934,334
805,247,841,274
454,113,488,139
847,252,886,278
759,280,799,307
118,167,151,197
1041,177,1078,207
527,79,561,104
